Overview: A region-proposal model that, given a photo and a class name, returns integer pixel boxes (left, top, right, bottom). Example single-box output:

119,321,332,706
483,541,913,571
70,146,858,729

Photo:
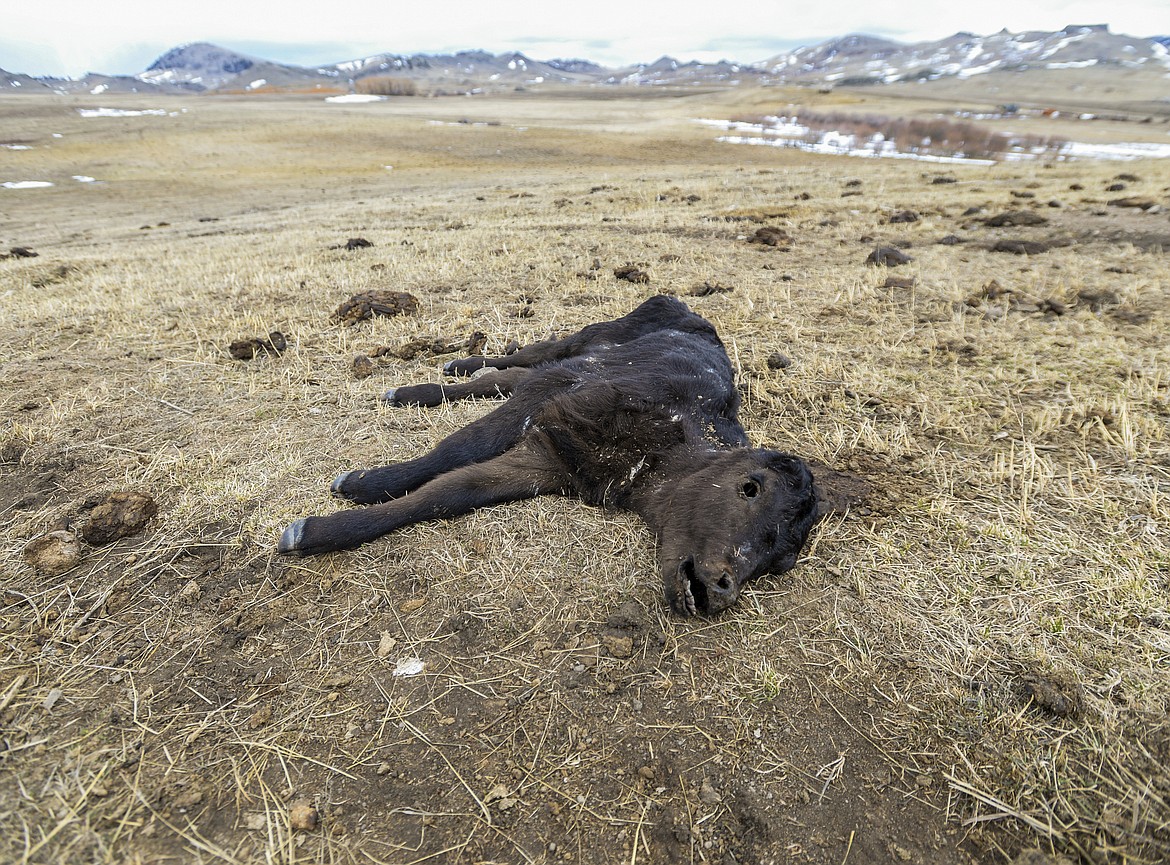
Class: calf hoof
442,360,460,376
278,519,306,554
330,471,353,498
384,383,444,407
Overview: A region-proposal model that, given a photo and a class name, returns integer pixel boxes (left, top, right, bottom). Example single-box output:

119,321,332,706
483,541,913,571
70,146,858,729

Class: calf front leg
333,397,539,504
385,367,531,408
279,442,567,556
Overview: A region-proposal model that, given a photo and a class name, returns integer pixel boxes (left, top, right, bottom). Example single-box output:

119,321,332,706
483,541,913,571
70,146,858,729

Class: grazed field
2,89,1169,865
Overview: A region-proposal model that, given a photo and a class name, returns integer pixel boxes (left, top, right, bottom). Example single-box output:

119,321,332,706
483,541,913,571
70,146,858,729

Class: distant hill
1,67,53,92
8,25,1170,95
763,24,1170,85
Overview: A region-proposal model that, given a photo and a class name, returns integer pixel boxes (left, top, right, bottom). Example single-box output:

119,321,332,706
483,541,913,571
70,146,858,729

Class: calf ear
764,452,813,485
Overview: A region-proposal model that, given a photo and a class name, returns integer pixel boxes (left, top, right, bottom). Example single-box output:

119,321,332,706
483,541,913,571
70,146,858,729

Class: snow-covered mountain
7,25,1170,95
763,24,1170,85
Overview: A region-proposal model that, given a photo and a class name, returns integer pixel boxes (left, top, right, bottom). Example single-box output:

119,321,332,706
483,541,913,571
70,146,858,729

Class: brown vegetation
354,75,419,97
1,89,1168,865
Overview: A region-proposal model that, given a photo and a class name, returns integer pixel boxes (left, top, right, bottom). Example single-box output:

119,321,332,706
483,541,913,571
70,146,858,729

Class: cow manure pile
334,290,420,324
228,330,287,360
22,490,158,576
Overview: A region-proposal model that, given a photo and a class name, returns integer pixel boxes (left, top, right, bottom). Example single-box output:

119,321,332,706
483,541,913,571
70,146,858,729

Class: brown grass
1,88,1168,864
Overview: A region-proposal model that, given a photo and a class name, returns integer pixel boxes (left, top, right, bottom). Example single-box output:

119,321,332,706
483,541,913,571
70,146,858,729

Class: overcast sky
4,0,1170,78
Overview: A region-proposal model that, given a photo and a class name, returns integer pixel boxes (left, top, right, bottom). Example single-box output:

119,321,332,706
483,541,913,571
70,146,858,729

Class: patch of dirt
810,462,873,518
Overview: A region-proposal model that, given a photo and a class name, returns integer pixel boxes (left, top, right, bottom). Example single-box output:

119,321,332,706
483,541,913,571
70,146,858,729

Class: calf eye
741,480,760,498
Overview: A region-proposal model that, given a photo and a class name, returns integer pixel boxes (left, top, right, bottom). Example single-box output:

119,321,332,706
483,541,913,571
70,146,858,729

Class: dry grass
1,89,1169,864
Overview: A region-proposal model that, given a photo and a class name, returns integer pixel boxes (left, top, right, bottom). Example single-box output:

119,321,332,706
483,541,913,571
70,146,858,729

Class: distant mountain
1,67,53,92
608,56,754,86
320,49,604,90
7,25,1170,95
763,24,1170,85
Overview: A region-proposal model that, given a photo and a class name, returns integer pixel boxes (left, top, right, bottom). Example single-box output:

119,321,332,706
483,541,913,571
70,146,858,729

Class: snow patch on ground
324,94,387,103
698,116,1170,164
1046,59,1098,70
2,181,54,189
78,108,168,118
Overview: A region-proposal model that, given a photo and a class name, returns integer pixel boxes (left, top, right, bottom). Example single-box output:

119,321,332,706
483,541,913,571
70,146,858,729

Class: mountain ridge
5,24,1170,95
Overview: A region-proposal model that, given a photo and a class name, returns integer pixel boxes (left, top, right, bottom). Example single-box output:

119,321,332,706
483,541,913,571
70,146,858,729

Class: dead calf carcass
279,296,818,616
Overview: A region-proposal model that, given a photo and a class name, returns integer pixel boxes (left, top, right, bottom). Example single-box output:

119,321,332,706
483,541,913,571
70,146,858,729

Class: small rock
376,631,397,658
343,237,373,250
43,688,63,711
243,812,267,831
23,530,81,575
637,766,656,781
937,234,964,245
888,210,919,223
698,780,722,804
289,800,319,831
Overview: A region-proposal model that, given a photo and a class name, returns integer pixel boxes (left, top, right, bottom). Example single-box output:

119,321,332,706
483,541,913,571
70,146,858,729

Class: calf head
654,449,817,616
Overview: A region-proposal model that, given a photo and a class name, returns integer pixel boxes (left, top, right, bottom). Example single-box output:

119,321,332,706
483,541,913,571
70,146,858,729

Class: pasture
1,87,1168,864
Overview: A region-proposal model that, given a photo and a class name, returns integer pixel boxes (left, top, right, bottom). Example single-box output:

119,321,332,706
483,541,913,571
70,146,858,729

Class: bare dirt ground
2,88,1168,865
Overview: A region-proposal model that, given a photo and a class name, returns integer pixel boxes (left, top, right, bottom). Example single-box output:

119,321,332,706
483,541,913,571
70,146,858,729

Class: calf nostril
717,573,732,591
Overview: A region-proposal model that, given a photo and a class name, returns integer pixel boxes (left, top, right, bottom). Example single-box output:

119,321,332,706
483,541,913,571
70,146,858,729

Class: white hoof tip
278,520,305,554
